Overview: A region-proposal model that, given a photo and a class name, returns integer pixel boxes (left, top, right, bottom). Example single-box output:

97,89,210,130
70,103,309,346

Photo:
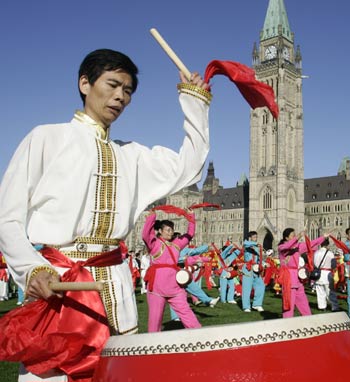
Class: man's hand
26,269,63,300
180,71,210,90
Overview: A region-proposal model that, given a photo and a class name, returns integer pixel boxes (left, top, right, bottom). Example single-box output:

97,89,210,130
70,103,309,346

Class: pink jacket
278,236,325,287
142,213,195,296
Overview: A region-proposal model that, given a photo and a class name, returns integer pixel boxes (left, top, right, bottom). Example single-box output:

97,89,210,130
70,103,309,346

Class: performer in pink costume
278,228,329,318
142,212,201,332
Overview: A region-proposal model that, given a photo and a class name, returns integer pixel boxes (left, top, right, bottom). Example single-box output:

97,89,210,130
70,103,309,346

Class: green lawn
0,284,348,381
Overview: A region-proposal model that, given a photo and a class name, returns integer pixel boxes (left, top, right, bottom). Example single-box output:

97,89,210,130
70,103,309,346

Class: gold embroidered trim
91,139,118,239
177,83,212,105
26,265,59,294
75,237,120,245
118,325,138,335
152,242,181,260
74,110,110,140
56,251,106,259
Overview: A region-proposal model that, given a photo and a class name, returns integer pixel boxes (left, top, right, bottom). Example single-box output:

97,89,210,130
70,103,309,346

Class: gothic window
312,194,317,200
310,222,319,240
262,186,272,210
287,189,296,212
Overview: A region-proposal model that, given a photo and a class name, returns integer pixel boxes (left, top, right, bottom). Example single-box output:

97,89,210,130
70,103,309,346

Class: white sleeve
0,130,52,290
134,92,210,218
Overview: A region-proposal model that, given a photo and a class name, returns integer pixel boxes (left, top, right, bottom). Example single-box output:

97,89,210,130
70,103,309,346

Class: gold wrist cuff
177,83,212,106
26,265,59,287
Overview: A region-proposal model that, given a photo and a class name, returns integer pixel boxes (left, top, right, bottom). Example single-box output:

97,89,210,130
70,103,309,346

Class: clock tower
249,0,305,247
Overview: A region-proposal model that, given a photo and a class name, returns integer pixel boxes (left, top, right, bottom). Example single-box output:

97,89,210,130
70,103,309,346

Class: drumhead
252,264,259,273
102,312,349,357
298,267,308,280
175,269,191,286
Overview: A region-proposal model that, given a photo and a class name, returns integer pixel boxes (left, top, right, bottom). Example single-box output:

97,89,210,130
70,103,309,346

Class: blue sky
1,0,349,188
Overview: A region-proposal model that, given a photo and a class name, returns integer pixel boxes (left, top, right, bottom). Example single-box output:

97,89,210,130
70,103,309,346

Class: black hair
278,228,295,245
321,238,329,247
154,220,162,231
346,228,350,236
247,231,257,239
159,220,174,230
78,49,139,104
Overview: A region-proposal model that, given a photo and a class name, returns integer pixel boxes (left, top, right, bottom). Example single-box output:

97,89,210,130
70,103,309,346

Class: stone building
125,0,350,252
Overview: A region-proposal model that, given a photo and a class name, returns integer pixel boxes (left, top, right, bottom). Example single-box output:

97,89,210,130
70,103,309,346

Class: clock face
282,47,290,60
264,45,277,60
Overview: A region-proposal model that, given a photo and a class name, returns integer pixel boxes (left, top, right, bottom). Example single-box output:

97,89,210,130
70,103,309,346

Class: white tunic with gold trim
0,90,210,339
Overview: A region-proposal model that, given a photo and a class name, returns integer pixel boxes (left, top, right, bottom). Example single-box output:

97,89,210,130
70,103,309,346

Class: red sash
0,246,123,382
144,264,178,292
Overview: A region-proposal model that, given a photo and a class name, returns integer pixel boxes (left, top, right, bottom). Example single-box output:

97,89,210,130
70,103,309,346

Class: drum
252,264,260,273
298,256,309,280
175,268,192,287
298,267,309,280
93,312,350,382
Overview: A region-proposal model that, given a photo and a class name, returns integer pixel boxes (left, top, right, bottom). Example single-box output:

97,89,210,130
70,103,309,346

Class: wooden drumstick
49,281,104,292
150,28,191,81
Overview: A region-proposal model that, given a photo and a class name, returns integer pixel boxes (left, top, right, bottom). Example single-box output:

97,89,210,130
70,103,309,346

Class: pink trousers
283,286,311,318
147,290,201,332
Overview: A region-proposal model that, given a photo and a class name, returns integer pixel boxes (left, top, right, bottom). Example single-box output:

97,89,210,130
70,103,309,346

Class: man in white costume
140,252,151,294
313,238,339,312
0,49,211,381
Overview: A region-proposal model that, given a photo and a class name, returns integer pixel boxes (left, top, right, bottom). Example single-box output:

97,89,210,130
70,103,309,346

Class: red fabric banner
204,60,279,119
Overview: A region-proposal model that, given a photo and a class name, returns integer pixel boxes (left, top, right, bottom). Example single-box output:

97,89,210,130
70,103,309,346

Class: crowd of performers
2,213,350,334
122,208,350,332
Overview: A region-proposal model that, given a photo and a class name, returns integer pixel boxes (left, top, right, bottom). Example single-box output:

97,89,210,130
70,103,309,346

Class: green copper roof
261,0,293,42
338,156,350,174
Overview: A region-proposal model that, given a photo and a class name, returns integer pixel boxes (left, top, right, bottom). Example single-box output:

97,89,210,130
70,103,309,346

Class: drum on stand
93,312,350,382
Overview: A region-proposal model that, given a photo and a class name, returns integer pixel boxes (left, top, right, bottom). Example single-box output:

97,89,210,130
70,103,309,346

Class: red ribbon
189,203,221,210
330,235,350,254
151,205,193,222
204,60,279,119
304,235,314,270
0,246,123,382
276,265,291,311
0,268,8,282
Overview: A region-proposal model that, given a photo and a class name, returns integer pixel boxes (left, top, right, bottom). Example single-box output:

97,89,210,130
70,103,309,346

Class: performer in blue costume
170,244,219,321
242,231,265,312
218,245,240,304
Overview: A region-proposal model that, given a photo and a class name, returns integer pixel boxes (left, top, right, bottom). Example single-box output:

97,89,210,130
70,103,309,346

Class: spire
203,161,215,186
260,0,293,42
252,42,259,66
295,44,302,69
